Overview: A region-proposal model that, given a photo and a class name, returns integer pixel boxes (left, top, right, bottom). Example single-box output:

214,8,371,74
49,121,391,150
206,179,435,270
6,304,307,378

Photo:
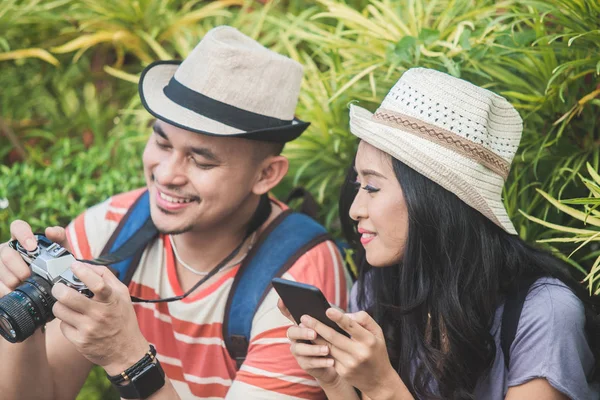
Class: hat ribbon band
372,108,510,180
163,78,294,131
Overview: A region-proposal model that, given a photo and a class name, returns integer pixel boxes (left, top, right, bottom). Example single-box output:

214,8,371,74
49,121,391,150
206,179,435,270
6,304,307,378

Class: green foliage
522,163,600,295
274,0,600,246
75,365,119,400
0,116,147,240
481,0,600,242
272,0,524,231
2,0,600,397
0,108,148,399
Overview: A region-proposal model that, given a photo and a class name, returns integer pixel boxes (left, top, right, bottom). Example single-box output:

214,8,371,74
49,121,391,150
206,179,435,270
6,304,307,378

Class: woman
278,68,600,399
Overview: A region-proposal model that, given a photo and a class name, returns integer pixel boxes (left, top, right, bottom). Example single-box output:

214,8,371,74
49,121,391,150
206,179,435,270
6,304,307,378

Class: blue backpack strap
223,210,331,369
95,190,157,285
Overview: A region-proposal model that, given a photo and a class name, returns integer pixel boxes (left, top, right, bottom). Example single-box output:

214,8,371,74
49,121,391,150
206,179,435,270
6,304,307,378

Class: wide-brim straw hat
349,68,523,234
139,26,309,143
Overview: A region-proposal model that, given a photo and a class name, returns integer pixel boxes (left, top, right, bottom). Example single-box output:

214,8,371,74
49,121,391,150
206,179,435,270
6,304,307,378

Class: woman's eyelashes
351,180,380,193
363,184,380,193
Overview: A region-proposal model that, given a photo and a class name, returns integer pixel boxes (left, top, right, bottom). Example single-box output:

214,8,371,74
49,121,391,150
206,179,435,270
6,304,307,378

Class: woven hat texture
349,68,523,234
139,26,309,142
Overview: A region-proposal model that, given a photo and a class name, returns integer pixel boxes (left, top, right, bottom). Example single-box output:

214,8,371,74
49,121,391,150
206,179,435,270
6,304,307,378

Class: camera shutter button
16,242,39,257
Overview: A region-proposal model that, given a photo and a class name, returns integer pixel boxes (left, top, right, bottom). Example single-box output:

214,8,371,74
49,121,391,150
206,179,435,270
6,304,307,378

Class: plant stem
0,118,27,162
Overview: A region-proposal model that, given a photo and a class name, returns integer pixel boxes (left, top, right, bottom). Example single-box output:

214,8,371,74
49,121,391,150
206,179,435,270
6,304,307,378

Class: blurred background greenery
1,0,599,398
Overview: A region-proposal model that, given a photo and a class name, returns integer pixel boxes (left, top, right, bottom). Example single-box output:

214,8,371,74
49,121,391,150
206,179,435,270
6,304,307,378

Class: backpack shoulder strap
94,190,158,285
223,210,331,369
500,276,540,369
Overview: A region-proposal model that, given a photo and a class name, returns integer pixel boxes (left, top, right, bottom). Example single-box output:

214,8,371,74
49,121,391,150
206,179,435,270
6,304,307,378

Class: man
0,26,347,400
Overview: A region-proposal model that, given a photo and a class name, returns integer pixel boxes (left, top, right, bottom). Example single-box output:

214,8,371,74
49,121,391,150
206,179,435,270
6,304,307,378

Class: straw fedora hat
139,26,309,143
349,68,523,234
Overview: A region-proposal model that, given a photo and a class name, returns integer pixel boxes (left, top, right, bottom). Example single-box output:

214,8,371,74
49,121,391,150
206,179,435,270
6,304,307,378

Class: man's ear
252,155,289,195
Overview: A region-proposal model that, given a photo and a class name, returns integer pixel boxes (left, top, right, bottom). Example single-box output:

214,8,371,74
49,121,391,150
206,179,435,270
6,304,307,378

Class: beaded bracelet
106,344,157,385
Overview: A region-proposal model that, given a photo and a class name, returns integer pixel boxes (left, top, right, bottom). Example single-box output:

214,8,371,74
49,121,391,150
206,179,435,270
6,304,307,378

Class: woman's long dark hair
340,156,600,399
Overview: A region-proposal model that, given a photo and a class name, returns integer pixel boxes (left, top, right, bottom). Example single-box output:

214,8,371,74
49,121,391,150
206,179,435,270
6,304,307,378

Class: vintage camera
0,235,92,343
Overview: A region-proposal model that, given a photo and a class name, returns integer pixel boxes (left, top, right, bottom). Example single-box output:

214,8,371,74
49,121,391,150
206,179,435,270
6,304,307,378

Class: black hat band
163,78,294,132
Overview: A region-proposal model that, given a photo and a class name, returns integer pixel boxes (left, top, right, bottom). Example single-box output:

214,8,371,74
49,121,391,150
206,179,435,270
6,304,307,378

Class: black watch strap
106,345,166,399
117,359,166,399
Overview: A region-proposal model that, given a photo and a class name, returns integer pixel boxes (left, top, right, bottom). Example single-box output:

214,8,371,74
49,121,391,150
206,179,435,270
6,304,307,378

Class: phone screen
272,277,349,338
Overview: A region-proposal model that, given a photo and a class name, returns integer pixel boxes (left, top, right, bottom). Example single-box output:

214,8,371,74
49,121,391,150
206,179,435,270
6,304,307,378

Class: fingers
44,226,71,252
287,327,335,370
346,311,383,337
0,281,12,297
291,341,330,357
287,325,317,341
0,245,31,294
325,308,371,341
51,283,91,314
296,356,335,369
52,294,85,325
70,262,113,302
300,314,354,351
10,220,36,251
0,263,24,292
58,319,79,343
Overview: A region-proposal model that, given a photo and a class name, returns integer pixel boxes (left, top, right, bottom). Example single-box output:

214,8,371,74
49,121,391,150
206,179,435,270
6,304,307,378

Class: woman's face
349,141,409,267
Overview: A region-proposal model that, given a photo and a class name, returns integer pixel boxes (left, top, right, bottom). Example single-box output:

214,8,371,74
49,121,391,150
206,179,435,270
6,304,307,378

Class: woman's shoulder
500,277,598,400
492,276,585,336
507,276,587,348
520,276,585,327
524,276,582,306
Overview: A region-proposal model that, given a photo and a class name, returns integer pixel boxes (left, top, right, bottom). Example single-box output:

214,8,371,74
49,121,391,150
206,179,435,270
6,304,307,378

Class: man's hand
51,261,149,375
0,221,69,297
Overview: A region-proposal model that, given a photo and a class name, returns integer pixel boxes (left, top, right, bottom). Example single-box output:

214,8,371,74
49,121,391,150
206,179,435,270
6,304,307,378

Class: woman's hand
301,309,411,400
277,299,340,385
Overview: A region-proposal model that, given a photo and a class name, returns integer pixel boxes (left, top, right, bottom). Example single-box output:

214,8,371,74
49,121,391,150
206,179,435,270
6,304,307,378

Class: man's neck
170,196,262,274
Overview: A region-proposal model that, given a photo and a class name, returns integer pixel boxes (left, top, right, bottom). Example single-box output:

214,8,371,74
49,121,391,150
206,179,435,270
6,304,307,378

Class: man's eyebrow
153,122,168,140
189,146,221,163
153,122,221,163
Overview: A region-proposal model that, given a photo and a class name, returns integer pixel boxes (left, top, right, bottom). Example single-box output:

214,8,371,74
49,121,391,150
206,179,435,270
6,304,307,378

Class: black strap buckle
230,334,249,369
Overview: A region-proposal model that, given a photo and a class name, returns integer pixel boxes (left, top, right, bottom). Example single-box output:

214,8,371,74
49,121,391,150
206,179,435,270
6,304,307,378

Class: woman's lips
360,233,376,245
358,228,376,245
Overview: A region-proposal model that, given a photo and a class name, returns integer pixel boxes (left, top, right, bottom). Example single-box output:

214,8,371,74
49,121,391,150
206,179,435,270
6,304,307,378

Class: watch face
119,361,166,399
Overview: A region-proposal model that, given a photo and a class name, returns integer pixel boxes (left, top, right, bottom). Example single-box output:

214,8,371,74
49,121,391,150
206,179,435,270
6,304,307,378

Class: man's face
142,120,264,235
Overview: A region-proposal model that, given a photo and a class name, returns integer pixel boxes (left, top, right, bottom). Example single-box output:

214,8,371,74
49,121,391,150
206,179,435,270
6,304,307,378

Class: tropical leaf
0,48,59,65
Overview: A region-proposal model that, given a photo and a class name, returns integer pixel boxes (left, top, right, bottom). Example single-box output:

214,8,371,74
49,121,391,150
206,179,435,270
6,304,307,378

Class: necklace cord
130,194,272,304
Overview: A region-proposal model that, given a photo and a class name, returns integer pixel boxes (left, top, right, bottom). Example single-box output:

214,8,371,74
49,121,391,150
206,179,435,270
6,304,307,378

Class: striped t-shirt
66,189,348,400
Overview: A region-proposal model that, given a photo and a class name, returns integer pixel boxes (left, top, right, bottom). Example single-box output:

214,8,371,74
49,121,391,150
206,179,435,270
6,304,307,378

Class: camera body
0,235,92,343
8,235,91,296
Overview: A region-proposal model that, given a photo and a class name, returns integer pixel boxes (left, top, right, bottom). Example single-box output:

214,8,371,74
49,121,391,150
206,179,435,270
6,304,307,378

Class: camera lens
0,275,56,343
0,315,15,339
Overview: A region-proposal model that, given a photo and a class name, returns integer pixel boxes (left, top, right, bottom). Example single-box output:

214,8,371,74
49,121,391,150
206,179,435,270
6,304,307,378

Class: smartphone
272,277,350,338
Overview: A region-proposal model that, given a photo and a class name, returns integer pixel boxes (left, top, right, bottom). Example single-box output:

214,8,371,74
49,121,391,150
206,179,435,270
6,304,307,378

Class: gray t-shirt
349,277,599,399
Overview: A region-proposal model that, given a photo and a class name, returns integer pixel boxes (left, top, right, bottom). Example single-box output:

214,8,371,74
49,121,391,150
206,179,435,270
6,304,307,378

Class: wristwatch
106,344,166,399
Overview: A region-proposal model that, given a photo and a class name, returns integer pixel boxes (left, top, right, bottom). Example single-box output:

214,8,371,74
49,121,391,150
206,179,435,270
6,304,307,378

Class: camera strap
78,188,332,369
84,193,272,304
85,217,157,267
